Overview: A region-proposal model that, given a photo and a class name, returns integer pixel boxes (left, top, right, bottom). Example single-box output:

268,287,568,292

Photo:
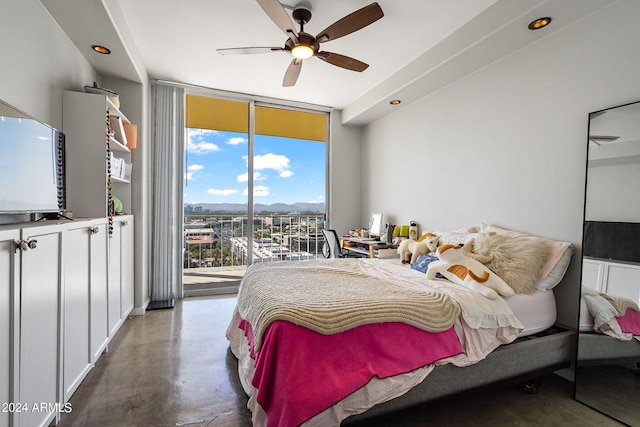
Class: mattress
506,289,557,336
578,298,595,331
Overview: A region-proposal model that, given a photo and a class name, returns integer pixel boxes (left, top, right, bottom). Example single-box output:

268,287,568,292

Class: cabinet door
62,224,92,402
0,229,19,427
119,217,134,318
90,221,109,363
605,263,640,306
108,222,122,337
18,226,61,427
582,259,605,291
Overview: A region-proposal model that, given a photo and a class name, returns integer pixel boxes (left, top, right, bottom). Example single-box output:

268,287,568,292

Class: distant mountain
185,202,325,213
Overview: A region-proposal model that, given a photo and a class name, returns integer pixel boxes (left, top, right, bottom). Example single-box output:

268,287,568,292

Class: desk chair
321,229,350,259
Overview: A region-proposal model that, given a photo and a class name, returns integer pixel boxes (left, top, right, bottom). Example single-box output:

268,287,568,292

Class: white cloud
188,129,221,139
187,129,221,153
226,137,247,145
237,171,266,183
253,153,290,172
243,185,270,197
243,153,294,178
307,195,324,203
207,188,238,196
188,164,204,171
188,140,220,154
185,172,194,181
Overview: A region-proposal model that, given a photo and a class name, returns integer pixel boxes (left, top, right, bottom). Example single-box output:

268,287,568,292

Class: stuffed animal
398,233,439,264
426,244,515,299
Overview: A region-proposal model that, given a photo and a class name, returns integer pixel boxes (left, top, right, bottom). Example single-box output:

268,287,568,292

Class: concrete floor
58,295,623,426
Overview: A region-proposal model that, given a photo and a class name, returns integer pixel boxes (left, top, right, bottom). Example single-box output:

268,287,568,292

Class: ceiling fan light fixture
91,44,111,54
291,44,314,59
528,17,552,30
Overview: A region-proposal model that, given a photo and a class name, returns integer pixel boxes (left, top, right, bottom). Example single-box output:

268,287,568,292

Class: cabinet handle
89,226,100,234
120,220,128,227
13,240,27,253
12,239,37,252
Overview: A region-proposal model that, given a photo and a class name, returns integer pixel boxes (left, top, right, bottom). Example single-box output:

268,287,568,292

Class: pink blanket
239,318,463,427
616,308,640,336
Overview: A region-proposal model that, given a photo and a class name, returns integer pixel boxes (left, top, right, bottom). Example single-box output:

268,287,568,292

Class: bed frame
344,326,575,423
577,333,640,367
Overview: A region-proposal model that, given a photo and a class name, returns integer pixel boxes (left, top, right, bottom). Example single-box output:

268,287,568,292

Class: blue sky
184,128,325,205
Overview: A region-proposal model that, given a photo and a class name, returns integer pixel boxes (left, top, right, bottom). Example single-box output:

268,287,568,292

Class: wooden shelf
341,237,397,258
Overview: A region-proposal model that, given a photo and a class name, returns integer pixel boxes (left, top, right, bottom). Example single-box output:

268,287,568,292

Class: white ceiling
41,0,615,125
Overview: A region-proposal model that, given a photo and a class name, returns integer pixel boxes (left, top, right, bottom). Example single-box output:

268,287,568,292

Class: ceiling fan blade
257,0,298,40
217,47,285,55
283,58,302,87
316,2,384,43
316,51,369,72
589,111,607,119
589,135,620,142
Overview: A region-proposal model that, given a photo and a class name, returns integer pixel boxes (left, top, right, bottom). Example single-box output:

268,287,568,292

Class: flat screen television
0,100,65,214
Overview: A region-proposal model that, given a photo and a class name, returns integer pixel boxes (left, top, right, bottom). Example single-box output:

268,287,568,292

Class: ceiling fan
589,135,620,146
588,111,620,146
217,1,384,87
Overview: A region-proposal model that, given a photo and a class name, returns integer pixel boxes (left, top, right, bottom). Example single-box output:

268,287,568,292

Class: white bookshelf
63,91,133,218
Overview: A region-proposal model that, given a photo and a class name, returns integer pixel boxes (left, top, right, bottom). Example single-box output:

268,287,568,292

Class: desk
341,237,398,258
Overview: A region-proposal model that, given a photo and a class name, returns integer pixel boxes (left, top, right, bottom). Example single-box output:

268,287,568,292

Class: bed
577,220,640,367
577,287,640,367
226,224,576,426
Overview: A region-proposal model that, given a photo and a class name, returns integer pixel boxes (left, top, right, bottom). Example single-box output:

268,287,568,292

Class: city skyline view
184,128,326,206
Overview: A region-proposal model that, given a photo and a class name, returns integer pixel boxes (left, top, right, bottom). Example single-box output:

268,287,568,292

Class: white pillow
479,223,574,290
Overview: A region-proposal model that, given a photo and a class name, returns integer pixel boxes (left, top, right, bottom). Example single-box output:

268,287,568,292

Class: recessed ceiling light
92,45,111,54
389,99,401,105
528,17,552,30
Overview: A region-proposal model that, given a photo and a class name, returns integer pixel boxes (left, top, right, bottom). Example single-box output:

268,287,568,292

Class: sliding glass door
182,95,327,295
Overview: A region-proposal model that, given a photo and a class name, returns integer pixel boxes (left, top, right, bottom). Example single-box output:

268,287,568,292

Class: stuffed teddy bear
398,233,439,264
426,244,515,299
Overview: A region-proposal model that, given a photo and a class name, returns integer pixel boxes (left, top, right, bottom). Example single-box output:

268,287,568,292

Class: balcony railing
183,212,326,270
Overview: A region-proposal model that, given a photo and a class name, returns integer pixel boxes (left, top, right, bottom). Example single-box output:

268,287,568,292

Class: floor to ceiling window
182,94,328,295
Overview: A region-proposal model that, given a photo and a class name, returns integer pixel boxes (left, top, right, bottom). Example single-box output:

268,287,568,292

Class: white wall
360,1,640,327
0,0,98,129
0,0,98,225
329,110,362,235
586,162,640,221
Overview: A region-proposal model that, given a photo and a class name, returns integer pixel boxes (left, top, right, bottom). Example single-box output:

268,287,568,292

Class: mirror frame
574,99,640,425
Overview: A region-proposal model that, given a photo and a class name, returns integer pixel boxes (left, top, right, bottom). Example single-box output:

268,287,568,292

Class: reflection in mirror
575,100,640,426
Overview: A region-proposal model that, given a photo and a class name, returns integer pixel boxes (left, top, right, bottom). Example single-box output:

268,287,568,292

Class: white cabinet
119,217,134,319
606,263,640,307
89,220,109,364
108,215,134,337
0,218,132,427
62,91,133,218
0,229,19,427
582,258,606,292
583,257,640,306
18,223,62,427
62,219,108,402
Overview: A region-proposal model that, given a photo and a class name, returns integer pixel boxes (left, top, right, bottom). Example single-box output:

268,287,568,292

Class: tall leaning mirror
575,100,640,425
